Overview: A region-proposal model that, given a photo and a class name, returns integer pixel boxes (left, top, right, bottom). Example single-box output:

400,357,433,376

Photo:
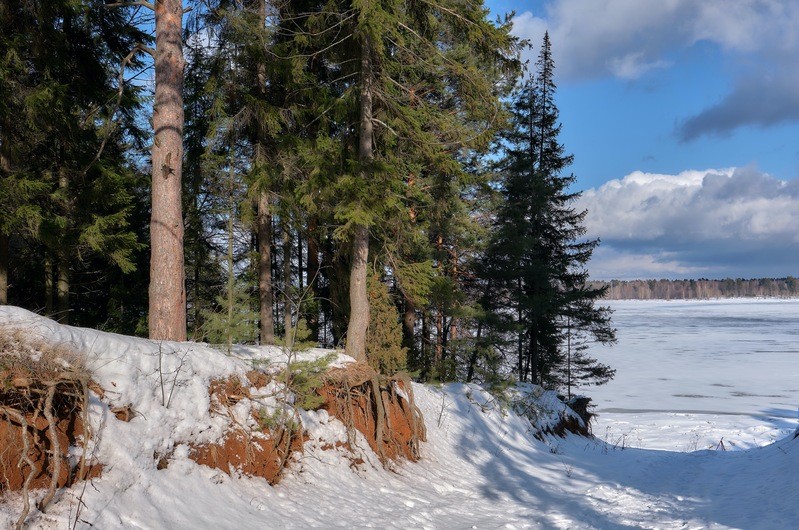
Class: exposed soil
317,363,426,463
189,364,427,483
190,428,303,485
0,372,102,493
0,410,102,491
189,374,302,485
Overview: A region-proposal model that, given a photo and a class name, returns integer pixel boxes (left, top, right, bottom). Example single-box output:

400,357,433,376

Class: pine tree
481,32,615,388
148,0,188,340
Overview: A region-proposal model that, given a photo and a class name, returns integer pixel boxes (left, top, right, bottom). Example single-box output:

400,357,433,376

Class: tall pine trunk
255,0,275,345
402,295,416,356
344,35,374,362
44,255,54,316
55,167,70,324
56,249,69,324
149,0,186,341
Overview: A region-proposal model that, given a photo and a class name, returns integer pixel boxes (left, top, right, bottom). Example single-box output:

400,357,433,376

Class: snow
587,298,799,451
1,301,797,529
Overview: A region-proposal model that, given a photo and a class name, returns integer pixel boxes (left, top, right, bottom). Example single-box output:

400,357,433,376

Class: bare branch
105,0,155,11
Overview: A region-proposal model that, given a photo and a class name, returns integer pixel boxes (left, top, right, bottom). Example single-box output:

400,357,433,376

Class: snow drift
0,306,796,529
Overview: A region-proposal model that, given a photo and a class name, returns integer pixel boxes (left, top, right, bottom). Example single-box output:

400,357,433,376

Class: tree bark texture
0,126,8,305
149,0,187,341
306,217,320,341
401,295,416,355
344,35,374,362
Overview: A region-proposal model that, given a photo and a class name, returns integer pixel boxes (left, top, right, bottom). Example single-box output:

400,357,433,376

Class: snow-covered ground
1,301,797,529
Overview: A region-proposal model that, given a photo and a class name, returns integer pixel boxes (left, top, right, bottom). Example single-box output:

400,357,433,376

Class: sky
486,0,799,280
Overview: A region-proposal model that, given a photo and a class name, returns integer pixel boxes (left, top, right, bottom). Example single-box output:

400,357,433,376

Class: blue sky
488,0,799,280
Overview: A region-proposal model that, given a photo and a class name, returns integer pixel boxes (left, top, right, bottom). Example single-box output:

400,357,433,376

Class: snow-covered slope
1,306,797,529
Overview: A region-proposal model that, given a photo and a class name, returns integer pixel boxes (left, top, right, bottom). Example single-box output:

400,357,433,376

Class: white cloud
511,0,799,81
587,247,709,281
578,167,799,278
607,52,670,80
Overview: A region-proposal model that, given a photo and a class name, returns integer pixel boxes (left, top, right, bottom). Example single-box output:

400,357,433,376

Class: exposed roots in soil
319,363,426,466
0,331,100,529
189,375,304,485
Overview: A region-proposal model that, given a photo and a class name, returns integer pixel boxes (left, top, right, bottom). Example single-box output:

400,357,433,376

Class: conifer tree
149,0,188,340
0,0,147,326
290,0,520,362
481,32,615,388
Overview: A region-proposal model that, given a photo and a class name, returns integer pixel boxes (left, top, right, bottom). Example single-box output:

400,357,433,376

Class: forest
593,278,799,300
0,0,615,392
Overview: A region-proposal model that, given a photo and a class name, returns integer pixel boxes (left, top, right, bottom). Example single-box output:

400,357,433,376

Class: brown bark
149,0,186,341
344,35,374,362
401,295,416,355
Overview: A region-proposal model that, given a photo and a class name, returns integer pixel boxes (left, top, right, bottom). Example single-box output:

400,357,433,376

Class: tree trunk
466,320,482,383
306,217,320,341
255,0,275,345
149,0,186,341
44,255,54,316
0,232,8,305
344,35,374,362
0,129,8,305
402,295,416,356
257,191,275,344
282,222,293,347
56,249,69,325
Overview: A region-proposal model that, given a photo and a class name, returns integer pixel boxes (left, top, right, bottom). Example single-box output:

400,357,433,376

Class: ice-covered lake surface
584,298,799,451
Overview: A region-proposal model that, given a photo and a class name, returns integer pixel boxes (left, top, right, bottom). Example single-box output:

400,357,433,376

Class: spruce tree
481,32,615,388
0,0,148,327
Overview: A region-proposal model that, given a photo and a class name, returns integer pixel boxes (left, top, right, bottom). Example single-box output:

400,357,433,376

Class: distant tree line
1,1,614,392
591,278,799,300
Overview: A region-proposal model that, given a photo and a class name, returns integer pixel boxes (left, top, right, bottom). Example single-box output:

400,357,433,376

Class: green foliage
257,407,300,433
278,318,318,352
366,272,407,376
480,33,615,389
282,353,336,411
201,282,258,352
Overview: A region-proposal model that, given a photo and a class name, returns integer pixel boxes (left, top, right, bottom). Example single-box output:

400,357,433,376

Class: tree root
320,364,426,465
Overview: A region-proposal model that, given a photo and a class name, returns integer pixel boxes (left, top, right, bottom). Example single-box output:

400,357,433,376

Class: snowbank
1,306,796,529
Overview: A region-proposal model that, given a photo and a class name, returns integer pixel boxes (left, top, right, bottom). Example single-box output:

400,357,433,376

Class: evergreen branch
371,118,399,137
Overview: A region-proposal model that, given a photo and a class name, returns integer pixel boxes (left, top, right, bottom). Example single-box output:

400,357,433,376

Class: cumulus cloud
577,167,799,279
510,0,799,138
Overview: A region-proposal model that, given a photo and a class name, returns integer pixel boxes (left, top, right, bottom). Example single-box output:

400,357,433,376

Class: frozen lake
583,299,799,450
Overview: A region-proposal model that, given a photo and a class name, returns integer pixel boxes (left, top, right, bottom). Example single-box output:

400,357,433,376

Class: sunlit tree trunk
149,0,187,340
